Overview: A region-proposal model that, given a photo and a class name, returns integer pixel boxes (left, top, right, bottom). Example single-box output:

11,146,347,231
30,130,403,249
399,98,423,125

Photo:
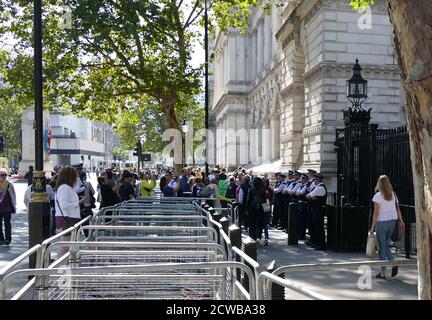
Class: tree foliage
0,0,205,150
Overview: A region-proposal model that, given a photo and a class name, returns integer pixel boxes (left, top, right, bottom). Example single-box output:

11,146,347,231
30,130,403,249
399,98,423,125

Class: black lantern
181,119,189,134
346,59,368,110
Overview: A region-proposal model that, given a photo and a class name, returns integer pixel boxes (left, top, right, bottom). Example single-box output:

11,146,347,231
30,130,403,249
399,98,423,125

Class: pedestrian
136,171,157,197
79,171,96,219
98,176,120,209
0,168,16,245
162,172,180,197
246,176,266,241
103,169,116,189
178,168,191,197
237,175,251,230
192,177,204,197
24,178,56,235
55,166,87,233
225,176,238,200
370,175,405,279
261,178,273,245
24,165,34,186
118,172,135,202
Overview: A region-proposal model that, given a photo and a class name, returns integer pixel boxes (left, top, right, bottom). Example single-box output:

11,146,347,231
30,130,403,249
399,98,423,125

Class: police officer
295,174,310,240
280,170,297,230
72,163,86,198
306,173,327,250
272,173,287,228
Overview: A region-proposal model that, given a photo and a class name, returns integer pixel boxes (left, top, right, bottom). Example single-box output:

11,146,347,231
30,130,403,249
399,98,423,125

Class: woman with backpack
246,176,266,241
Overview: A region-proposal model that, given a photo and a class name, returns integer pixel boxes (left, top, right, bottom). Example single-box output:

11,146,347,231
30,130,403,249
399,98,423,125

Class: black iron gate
330,108,416,257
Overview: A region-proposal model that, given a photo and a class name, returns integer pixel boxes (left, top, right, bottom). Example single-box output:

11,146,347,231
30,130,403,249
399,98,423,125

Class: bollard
241,237,257,291
229,224,242,280
287,203,299,246
266,260,285,300
220,216,230,235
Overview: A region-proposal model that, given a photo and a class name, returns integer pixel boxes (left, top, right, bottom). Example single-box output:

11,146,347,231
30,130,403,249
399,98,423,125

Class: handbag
262,199,271,213
391,195,402,242
391,220,402,242
366,232,378,257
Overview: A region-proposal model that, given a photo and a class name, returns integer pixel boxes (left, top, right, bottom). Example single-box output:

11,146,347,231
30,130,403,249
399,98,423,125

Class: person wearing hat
272,173,288,228
280,170,299,231
287,171,303,196
307,169,317,192
72,163,86,195
306,173,327,250
295,174,311,240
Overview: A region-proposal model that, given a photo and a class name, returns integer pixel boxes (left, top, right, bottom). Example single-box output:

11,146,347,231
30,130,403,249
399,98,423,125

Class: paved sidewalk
0,186,419,300
254,227,418,300
0,207,29,270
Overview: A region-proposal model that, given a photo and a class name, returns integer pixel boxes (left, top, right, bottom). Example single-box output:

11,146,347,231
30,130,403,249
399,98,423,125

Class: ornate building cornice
280,82,305,97
304,62,400,84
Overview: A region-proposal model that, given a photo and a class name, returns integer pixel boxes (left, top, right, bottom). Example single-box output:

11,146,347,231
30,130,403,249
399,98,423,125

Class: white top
307,184,326,198
24,184,55,210
295,183,308,197
289,182,303,195
273,182,287,194
283,180,296,194
74,177,85,194
83,181,95,208
372,192,398,221
55,184,81,219
307,180,316,192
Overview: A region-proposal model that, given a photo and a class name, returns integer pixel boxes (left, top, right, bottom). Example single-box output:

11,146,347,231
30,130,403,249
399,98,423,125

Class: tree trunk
160,91,183,175
387,0,432,300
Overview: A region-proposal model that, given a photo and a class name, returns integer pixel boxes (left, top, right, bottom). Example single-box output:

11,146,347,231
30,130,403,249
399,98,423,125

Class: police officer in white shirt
272,173,287,228
288,172,303,196
306,174,327,250
72,163,86,195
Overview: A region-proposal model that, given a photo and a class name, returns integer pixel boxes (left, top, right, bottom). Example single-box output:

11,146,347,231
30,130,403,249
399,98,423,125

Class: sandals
376,273,386,279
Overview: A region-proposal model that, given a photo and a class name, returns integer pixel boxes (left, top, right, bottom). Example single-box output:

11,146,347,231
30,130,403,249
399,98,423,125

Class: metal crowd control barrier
77,225,218,243
257,258,417,300
41,242,228,268
0,198,260,300
1,262,255,300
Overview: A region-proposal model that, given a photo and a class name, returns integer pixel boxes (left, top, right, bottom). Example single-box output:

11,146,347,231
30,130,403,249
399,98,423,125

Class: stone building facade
210,0,405,190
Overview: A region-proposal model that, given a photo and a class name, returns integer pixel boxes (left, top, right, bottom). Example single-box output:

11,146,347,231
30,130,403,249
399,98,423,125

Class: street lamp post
28,0,51,268
204,0,210,178
181,119,189,168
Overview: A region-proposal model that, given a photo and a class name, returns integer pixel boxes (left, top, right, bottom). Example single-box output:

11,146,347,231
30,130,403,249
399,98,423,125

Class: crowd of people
0,162,405,278
0,163,330,248
156,165,328,248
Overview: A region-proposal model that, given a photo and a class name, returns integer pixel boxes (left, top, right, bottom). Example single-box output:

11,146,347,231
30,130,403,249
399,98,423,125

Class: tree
351,0,432,301
114,93,205,159
0,0,206,172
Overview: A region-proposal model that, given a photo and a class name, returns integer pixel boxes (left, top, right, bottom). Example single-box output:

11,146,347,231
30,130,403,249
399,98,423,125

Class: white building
49,112,114,171
210,0,406,190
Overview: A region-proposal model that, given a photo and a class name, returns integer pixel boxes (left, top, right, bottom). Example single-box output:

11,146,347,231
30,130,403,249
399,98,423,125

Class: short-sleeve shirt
372,192,398,221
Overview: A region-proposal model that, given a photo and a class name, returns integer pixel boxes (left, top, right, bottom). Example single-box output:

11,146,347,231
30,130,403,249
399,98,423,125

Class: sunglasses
0,174,7,177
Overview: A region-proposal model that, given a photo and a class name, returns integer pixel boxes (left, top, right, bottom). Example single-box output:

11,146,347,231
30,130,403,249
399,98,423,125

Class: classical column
257,19,264,74
270,113,281,161
264,15,271,68
251,30,258,81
